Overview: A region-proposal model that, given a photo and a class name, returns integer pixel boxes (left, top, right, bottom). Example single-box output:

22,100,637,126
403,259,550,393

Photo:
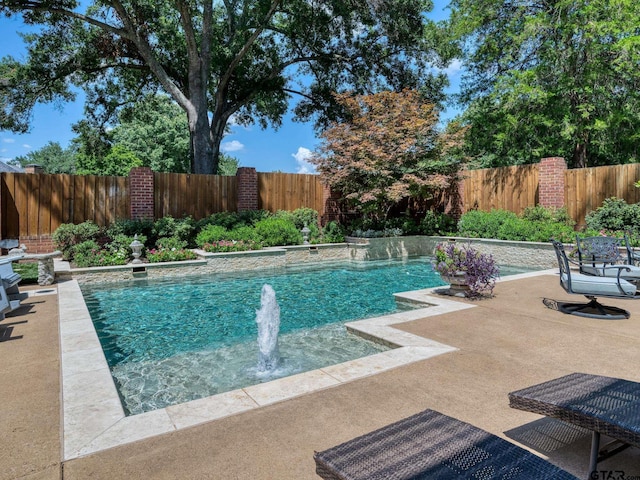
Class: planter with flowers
432,242,500,297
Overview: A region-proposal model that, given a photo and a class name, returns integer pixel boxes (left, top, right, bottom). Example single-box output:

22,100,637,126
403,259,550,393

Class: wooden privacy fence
257,172,325,213
154,172,237,220
0,169,326,249
462,160,640,226
565,163,640,227
0,172,129,240
462,164,539,215
5,159,640,252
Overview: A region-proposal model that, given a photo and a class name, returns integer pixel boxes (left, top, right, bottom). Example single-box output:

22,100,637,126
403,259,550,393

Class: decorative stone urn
445,272,470,295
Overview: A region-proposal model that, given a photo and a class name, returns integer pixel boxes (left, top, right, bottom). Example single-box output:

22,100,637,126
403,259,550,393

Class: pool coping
58,269,553,460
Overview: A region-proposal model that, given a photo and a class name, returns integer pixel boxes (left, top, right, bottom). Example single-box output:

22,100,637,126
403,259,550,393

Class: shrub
254,217,302,246
53,221,103,260
198,210,270,230
276,208,321,240
152,216,197,246
228,226,261,243
202,240,262,252
146,248,197,263
457,209,519,238
419,210,456,235
320,221,345,243
156,237,188,250
105,218,155,241
522,205,575,228
585,197,640,233
196,225,230,246
72,240,129,267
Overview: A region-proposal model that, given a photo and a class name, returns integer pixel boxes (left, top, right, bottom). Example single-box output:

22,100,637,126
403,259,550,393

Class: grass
13,261,38,285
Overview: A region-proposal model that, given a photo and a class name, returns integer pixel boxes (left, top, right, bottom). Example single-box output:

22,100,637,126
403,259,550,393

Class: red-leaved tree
311,90,464,224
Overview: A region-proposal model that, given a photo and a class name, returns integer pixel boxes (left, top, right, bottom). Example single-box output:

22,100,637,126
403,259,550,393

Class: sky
0,2,461,174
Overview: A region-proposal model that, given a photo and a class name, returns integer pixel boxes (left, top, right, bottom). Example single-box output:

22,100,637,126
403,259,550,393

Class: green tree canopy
1,0,445,174
110,95,190,173
447,0,640,168
9,141,76,173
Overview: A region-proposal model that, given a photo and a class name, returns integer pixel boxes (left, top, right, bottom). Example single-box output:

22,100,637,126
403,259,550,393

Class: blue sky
0,2,461,173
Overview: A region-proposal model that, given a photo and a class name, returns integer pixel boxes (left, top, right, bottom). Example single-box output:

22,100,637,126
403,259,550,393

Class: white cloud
443,58,463,78
2,138,15,144
221,140,244,152
292,147,316,174
22,143,32,150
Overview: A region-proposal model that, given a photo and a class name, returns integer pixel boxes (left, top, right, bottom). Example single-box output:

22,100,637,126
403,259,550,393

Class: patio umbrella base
556,298,630,320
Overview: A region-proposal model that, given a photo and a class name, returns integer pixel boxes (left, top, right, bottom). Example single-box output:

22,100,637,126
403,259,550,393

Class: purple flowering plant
432,242,500,296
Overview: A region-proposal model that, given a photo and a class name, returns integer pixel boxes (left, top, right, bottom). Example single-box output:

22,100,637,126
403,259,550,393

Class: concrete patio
2,271,639,480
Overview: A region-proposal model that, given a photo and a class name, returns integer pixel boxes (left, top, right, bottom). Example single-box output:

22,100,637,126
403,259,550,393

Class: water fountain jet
256,284,281,372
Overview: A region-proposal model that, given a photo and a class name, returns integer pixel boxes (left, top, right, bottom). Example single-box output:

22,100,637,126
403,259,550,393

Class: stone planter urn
445,272,470,295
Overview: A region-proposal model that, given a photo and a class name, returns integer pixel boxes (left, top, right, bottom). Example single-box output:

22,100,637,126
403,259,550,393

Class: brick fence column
538,157,567,209
321,184,341,225
129,167,155,220
445,177,465,220
236,167,258,211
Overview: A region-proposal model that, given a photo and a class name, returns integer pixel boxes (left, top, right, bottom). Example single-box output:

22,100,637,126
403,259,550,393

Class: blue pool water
81,258,532,414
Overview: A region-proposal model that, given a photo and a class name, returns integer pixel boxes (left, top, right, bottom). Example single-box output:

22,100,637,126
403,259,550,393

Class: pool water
81,258,531,414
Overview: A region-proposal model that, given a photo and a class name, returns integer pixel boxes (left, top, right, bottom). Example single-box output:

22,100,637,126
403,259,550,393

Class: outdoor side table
509,372,640,477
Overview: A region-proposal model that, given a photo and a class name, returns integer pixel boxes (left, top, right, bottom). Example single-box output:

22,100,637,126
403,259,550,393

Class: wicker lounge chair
314,409,578,479
551,240,640,319
509,372,640,477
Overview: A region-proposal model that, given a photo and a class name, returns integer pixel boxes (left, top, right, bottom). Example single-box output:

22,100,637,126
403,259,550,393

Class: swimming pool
80,258,534,414
81,257,450,413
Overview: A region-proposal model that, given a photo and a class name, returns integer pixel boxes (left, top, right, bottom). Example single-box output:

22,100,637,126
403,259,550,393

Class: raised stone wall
58,237,557,284
347,236,556,269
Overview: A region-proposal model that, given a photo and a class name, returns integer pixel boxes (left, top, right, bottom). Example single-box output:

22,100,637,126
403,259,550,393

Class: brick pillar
538,157,566,209
236,167,258,211
129,167,154,220
321,184,341,225
444,172,465,220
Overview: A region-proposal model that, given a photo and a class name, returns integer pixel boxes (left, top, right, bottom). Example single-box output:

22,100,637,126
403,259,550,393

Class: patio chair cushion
562,272,637,296
581,263,640,279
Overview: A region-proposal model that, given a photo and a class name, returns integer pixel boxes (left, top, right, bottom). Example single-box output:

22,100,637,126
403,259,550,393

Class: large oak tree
0,0,444,174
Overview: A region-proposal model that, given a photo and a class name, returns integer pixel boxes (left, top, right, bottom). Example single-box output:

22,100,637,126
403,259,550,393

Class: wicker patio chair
314,409,578,479
509,372,640,477
550,239,640,319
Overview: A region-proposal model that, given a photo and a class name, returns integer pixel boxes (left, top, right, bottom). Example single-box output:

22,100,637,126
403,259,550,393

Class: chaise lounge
314,409,578,479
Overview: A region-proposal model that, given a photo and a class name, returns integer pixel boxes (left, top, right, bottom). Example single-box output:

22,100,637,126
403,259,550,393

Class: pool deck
2,271,640,479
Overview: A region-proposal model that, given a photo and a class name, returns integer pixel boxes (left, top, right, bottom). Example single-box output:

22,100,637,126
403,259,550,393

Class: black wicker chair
314,409,578,479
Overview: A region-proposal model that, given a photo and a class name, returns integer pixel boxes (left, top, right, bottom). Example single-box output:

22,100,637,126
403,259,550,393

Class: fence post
321,184,341,225
236,167,258,211
129,167,155,220
538,157,566,209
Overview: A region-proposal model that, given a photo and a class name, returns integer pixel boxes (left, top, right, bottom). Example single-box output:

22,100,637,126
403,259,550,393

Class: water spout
256,284,281,372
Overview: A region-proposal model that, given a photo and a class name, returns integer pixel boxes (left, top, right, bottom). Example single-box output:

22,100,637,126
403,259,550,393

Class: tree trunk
209,115,228,175
190,111,215,174
573,141,588,169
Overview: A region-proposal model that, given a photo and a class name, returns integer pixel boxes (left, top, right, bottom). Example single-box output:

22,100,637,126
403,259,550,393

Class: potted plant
432,242,500,297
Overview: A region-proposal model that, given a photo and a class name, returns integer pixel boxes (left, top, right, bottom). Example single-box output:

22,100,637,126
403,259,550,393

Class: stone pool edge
58,269,553,460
